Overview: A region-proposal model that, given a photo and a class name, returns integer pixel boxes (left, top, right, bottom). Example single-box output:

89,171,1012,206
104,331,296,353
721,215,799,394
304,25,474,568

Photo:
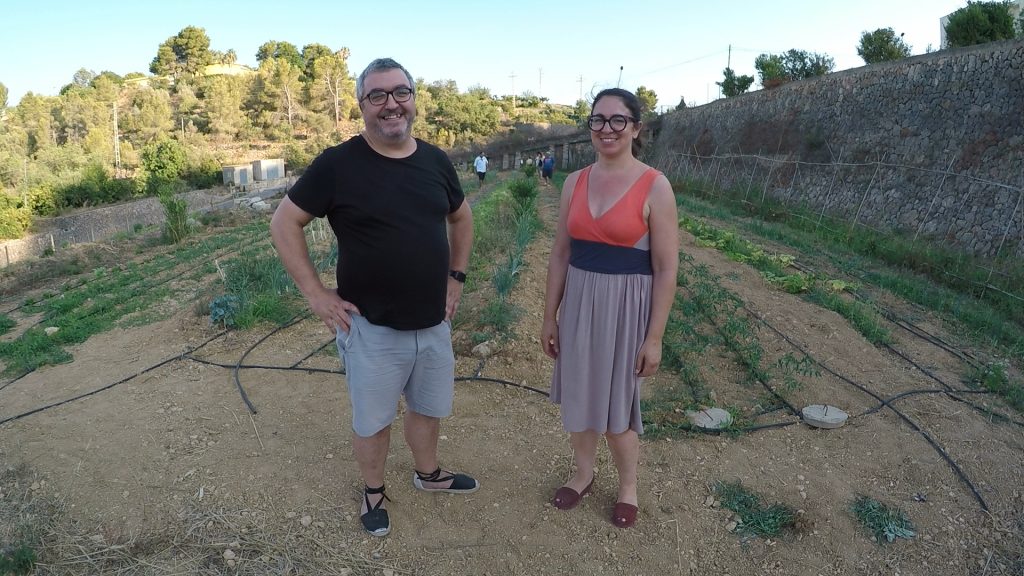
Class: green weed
0,314,14,336
0,544,36,575
714,480,796,538
850,495,915,543
808,286,891,345
966,361,1024,414
0,328,73,377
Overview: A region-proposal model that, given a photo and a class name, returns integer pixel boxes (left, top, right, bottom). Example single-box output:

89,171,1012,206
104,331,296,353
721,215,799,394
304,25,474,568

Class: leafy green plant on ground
0,314,15,336
966,361,1024,414
850,495,915,543
0,545,36,575
159,190,190,244
714,480,796,537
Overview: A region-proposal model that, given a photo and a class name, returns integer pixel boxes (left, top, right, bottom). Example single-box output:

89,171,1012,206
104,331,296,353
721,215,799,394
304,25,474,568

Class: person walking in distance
270,57,477,538
474,151,488,185
541,151,556,186
541,88,679,529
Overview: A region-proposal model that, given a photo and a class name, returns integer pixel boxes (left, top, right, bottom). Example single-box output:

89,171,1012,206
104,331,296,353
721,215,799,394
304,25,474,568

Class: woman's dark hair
591,88,643,154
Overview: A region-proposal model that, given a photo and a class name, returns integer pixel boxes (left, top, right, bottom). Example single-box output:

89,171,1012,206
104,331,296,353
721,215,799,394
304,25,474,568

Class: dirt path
1,183,1022,575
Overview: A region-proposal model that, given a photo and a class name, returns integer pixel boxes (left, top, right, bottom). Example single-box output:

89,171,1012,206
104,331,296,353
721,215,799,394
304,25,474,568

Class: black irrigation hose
882,343,1024,429
858,388,993,417
790,260,985,371
0,331,227,427
885,313,983,371
289,338,335,369
185,355,342,375
455,375,551,397
0,371,32,394
791,258,1020,428
233,315,308,414
743,303,990,512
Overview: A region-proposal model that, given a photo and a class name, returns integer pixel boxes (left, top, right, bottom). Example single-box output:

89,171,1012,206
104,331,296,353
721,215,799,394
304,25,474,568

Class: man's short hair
356,58,416,101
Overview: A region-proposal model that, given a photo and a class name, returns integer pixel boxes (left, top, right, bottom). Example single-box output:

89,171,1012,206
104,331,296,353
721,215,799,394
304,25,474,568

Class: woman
541,88,679,528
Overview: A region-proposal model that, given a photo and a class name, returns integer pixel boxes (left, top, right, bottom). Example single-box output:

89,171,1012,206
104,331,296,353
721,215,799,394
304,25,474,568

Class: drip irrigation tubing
858,388,993,417
289,338,336,369
0,331,226,427
233,315,309,414
881,342,1024,429
742,303,989,512
794,248,1020,428
758,249,1016,428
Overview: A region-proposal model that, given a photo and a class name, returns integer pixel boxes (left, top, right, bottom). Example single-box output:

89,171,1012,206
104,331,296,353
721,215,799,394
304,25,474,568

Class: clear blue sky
1,0,968,110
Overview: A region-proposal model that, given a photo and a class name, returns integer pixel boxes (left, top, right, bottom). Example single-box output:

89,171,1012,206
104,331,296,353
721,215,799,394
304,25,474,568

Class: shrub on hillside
58,163,140,208
283,141,313,173
141,139,188,182
183,156,222,190
0,195,31,238
27,183,59,216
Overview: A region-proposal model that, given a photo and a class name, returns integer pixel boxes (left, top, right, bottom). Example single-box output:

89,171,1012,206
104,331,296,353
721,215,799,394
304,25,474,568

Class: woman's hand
541,318,560,359
635,338,663,377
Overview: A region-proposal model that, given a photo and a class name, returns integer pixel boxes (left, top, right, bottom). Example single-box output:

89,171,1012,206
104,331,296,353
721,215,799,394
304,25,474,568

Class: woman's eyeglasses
587,114,636,132
361,87,415,106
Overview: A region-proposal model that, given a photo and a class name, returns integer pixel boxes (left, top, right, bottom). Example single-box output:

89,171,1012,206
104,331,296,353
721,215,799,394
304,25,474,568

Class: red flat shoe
612,502,638,528
552,478,594,510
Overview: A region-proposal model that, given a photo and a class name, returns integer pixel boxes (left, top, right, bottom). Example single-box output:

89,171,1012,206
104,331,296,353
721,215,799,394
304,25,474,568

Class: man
270,58,476,538
473,151,487,184
541,152,555,186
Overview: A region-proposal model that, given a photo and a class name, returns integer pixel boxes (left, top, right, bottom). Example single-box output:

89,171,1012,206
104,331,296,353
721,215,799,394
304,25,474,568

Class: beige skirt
550,265,652,434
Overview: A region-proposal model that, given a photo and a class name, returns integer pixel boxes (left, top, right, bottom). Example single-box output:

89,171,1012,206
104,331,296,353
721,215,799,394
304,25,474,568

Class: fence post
850,154,885,234
710,156,722,197
816,148,844,231
914,154,958,242
980,187,1023,300
787,162,801,205
760,161,776,205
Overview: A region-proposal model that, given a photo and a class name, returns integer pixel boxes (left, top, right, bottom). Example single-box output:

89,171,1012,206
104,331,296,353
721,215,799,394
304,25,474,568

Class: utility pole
616,66,623,88
509,71,517,109
22,158,28,205
719,44,732,100
577,75,583,101
113,101,121,177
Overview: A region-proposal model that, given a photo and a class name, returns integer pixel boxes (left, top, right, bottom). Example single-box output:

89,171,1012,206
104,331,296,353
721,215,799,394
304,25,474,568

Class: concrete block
686,408,733,430
801,404,848,429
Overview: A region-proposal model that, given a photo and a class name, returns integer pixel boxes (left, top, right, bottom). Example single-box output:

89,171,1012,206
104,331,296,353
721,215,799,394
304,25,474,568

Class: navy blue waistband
569,238,652,275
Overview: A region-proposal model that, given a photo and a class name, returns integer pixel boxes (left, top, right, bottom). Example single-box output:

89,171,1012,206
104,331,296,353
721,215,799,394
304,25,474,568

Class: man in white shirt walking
473,152,488,184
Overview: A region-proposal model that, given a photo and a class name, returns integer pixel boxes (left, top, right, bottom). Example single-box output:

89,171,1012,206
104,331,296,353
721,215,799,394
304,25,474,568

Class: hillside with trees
0,26,581,239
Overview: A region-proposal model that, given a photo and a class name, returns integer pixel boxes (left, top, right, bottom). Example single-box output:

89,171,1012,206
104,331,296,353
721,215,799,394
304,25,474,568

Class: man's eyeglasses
361,87,415,106
587,114,636,132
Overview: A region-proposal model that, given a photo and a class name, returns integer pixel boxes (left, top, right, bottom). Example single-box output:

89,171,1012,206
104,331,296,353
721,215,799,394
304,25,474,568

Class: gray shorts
336,315,455,437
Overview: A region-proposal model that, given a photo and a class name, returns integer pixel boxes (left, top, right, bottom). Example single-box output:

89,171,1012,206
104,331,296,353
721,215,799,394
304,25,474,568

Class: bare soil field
1,179,1022,575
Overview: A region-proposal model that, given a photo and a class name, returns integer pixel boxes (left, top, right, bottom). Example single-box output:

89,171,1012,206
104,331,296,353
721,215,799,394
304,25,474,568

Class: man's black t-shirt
287,135,465,330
